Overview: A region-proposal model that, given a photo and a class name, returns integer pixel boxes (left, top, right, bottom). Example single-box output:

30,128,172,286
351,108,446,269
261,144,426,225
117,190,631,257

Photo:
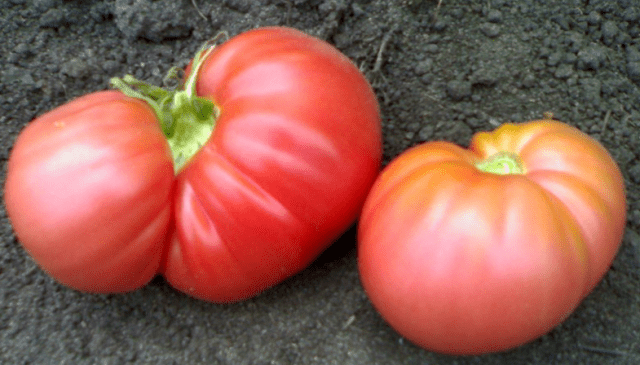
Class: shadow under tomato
310,223,358,268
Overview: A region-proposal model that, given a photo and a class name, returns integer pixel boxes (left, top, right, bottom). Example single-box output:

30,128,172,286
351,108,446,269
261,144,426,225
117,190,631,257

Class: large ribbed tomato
358,119,626,354
5,27,382,303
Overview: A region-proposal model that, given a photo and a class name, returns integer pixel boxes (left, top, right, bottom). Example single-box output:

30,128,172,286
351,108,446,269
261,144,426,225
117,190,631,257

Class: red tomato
5,27,382,302
358,119,626,354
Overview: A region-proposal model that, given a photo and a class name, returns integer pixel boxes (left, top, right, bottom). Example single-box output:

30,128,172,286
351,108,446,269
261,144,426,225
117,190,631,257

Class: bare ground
1,0,640,364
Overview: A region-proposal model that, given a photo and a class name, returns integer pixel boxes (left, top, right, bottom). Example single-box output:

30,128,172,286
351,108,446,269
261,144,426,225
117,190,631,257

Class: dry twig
372,26,397,74
191,0,207,21
432,0,444,23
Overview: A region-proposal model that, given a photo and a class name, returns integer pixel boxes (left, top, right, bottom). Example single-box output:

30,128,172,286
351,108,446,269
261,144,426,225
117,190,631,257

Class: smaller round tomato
357,119,626,355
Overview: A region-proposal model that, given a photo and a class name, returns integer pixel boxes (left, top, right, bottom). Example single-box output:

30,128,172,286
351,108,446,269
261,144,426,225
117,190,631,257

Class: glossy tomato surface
164,27,382,302
5,27,382,302
4,91,175,292
357,120,626,354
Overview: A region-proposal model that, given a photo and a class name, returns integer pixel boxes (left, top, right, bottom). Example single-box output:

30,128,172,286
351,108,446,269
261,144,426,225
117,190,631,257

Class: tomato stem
110,41,220,174
475,152,525,175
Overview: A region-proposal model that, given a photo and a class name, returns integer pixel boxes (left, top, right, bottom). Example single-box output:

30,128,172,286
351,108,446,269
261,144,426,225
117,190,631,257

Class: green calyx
110,41,219,174
475,151,525,175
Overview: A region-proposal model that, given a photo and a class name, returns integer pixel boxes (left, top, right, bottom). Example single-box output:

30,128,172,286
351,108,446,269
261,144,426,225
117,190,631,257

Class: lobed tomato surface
5,27,382,303
357,120,626,354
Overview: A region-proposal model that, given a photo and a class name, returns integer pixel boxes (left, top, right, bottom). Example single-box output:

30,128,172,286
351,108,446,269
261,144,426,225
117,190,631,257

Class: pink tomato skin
4,91,174,292
164,27,382,302
358,120,626,354
5,27,382,302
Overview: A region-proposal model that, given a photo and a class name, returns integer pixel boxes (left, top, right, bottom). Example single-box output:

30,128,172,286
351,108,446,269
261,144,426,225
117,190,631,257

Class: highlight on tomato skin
163,26,383,303
4,91,175,293
357,118,626,355
3,26,382,303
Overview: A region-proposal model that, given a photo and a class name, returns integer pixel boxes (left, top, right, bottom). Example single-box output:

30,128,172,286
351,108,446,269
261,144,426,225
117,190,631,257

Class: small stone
538,47,552,58
2,65,23,84
446,80,472,101
554,64,574,79
414,59,433,75
579,78,601,104
532,59,546,71
425,44,439,53
420,74,434,84
564,32,584,53
480,23,501,38
627,62,640,82
471,67,500,86
418,125,434,141
547,52,563,67
20,73,35,86
450,8,464,19
60,58,91,79
432,20,447,32
224,0,251,13
351,3,365,17
586,11,602,25
114,0,193,42
32,0,56,13
601,20,619,45
102,60,120,74
622,7,638,23
564,53,577,64
14,43,30,56
39,8,65,28
577,45,606,70
522,74,536,88
487,9,502,23
551,15,570,30
627,47,640,63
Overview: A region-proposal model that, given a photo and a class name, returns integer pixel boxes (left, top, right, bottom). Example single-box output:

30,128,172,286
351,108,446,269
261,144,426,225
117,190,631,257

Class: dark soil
2,0,640,364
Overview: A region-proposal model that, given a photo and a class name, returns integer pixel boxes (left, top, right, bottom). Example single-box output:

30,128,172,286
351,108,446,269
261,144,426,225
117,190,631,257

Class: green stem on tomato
110,41,220,174
475,151,525,175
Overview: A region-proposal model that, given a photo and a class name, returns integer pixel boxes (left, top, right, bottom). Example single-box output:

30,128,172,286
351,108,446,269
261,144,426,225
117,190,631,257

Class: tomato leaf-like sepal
475,151,525,175
110,40,221,173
